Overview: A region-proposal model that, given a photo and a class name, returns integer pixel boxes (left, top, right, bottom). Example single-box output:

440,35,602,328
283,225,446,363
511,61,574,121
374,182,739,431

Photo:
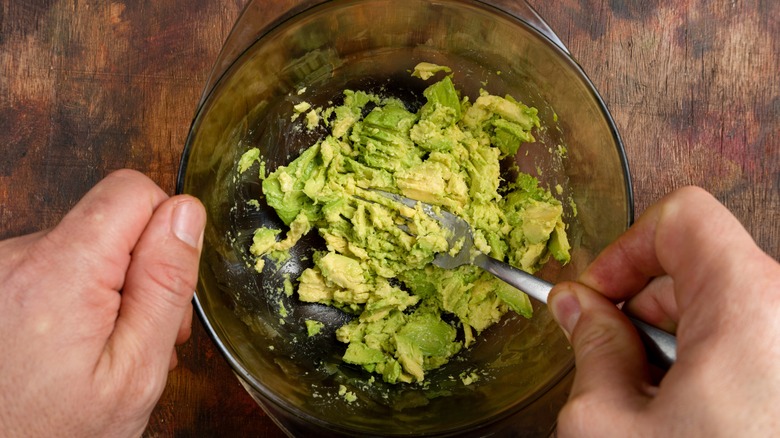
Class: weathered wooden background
1,0,777,436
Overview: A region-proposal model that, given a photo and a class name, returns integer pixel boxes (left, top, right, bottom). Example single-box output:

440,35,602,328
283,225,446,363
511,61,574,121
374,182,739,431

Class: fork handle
474,253,553,304
473,253,677,369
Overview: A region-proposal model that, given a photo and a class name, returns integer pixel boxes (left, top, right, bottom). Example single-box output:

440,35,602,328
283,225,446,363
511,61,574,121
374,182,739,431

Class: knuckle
673,185,708,200
139,257,196,307
572,314,623,360
104,169,166,201
105,168,148,185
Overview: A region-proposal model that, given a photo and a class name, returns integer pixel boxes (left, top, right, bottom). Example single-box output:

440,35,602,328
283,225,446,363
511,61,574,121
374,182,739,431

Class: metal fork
377,191,677,369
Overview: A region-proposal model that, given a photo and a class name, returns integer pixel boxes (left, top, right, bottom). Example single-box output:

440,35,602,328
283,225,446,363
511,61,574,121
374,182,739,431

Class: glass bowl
177,0,632,436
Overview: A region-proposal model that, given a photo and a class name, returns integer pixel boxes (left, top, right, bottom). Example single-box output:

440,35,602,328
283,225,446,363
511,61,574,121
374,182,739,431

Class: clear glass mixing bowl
177,0,633,435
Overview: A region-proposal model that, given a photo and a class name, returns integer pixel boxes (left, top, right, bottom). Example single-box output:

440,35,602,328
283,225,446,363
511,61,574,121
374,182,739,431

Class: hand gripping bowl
177,0,633,436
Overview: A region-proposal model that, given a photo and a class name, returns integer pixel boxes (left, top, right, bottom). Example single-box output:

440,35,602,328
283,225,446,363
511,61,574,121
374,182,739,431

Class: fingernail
172,200,205,249
550,289,581,339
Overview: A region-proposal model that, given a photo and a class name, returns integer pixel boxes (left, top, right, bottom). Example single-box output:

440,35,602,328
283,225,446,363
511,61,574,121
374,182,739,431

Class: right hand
549,186,780,437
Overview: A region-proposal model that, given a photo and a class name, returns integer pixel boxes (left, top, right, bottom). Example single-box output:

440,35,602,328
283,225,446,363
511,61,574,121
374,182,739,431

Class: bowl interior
179,0,631,435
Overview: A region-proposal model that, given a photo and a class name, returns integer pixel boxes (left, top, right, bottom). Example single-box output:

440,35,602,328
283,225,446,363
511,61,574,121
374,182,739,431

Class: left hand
0,170,206,437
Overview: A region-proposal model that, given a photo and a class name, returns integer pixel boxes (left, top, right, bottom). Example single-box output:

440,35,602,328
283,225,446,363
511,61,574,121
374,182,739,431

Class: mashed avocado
305,319,325,337
242,63,570,384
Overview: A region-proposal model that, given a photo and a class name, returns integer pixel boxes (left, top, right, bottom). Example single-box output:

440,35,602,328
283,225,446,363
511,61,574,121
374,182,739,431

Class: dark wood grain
0,0,777,437
532,0,779,257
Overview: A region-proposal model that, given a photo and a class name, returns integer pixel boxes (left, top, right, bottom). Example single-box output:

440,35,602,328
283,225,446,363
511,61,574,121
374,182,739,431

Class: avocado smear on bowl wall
239,63,571,385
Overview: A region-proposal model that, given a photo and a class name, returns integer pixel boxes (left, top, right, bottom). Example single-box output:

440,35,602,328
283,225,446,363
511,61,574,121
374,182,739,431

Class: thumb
103,195,206,384
549,281,653,436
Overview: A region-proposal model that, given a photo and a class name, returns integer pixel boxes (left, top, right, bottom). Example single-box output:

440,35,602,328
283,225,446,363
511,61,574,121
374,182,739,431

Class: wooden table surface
1,0,777,436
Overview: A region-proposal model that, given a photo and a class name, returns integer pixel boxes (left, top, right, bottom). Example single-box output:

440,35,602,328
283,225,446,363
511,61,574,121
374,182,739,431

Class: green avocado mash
305,319,325,337
242,63,570,384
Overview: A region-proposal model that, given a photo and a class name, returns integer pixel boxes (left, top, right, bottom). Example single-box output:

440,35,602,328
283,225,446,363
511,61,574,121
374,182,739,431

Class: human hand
549,186,780,437
0,170,206,437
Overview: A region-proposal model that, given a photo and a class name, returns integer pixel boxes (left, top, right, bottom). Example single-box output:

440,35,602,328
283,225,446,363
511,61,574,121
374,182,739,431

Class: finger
550,282,653,435
106,195,205,378
176,302,194,345
578,186,759,307
623,275,678,333
550,281,652,397
169,349,178,371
